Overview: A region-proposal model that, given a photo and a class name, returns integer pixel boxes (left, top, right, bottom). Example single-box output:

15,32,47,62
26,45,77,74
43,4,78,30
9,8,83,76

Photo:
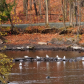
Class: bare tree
69,0,73,26
29,0,32,10
61,0,66,30
39,0,42,18
64,0,67,20
45,0,49,27
75,0,78,26
33,0,38,16
23,0,28,15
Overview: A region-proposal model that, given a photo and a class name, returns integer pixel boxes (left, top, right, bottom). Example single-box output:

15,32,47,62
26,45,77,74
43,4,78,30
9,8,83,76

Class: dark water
3,50,84,84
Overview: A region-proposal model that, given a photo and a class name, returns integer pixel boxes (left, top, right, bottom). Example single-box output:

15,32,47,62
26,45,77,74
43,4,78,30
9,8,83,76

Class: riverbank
0,26,84,52
0,34,83,52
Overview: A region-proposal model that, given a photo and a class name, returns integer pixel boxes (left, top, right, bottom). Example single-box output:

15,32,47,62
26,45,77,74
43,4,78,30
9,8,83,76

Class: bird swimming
82,57,84,61
36,56,41,59
24,56,29,58
63,56,66,60
56,55,61,60
46,76,50,79
46,54,49,58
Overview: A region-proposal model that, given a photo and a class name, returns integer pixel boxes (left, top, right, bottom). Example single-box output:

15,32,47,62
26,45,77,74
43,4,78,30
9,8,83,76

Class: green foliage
0,0,15,22
0,32,7,36
0,53,14,84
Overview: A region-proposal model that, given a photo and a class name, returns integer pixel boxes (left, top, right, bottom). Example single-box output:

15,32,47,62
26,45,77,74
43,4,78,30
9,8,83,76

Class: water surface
2,50,84,84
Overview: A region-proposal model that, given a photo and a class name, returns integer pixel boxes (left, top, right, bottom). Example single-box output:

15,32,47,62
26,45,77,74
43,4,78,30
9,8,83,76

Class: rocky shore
0,43,84,53
0,27,84,52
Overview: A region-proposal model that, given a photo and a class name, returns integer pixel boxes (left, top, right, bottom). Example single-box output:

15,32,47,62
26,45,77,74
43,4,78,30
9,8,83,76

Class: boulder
0,39,3,44
38,42,47,45
49,38,64,45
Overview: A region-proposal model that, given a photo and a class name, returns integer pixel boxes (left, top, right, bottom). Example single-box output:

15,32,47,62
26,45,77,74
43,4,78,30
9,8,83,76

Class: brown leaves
4,33,58,45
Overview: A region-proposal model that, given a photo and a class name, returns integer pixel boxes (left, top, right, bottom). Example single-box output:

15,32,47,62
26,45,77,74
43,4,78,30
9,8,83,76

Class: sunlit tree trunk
45,0,49,27
39,0,42,18
64,0,67,20
69,0,73,26
61,0,66,30
23,0,28,15
48,0,51,19
77,1,81,38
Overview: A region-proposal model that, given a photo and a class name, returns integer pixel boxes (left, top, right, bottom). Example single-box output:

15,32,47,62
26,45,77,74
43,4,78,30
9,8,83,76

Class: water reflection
56,61,61,70
82,61,84,68
46,62,50,71
4,50,84,59
37,61,41,71
19,65,22,70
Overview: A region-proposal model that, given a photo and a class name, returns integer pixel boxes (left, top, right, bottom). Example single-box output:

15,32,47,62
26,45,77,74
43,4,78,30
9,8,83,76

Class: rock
38,42,47,45
64,37,80,45
64,40,72,45
50,38,64,45
71,44,81,49
64,38,74,45
0,39,3,44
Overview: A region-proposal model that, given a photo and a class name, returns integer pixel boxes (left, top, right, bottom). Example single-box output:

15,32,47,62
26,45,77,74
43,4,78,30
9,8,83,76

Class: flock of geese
19,55,66,66
19,54,84,66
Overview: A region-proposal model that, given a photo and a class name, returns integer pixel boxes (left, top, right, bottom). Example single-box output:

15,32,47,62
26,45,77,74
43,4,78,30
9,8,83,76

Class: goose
56,55,61,60
46,54,49,58
63,56,66,60
36,56,41,59
82,57,84,61
24,56,29,58
46,76,50,79
19,62,22,66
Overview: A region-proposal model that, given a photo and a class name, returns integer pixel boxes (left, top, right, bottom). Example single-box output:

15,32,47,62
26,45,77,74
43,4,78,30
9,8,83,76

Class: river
2,50,84,84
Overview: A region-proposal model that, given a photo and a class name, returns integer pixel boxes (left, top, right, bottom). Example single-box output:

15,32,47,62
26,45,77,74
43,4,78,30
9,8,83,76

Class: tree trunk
61,0,66,30
69,0,73,26
48,0,51,19
33,0,38,16
79,1,81,27
13,0,19,15
14,0,16,15
45,0,49,27
64,0,67,20
9,15,14,33
23,0,28,15
75,0,78,26
26,2,28,21
29,0,32,10
39,0,42,18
